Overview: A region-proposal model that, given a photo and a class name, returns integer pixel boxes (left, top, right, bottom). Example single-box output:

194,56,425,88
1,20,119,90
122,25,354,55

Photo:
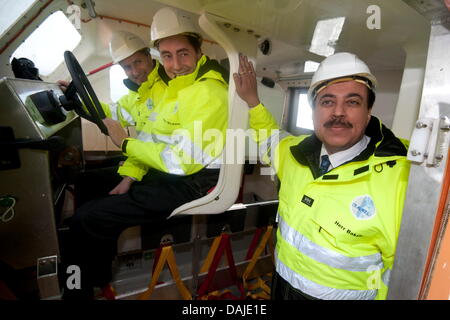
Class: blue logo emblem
350,195,376,220
146,98,154,110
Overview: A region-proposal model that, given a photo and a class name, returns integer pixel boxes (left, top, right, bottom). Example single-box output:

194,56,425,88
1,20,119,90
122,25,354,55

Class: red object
197,233,245,299
101,285,116,300
245,227,264,260
151,244,169,285
86,62,114,76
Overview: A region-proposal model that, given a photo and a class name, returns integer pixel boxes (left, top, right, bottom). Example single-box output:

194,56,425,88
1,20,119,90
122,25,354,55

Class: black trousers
271,271,319,300
62,167,219,298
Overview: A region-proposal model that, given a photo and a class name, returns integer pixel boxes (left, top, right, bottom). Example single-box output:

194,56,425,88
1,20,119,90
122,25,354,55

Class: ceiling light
309,17,346,57
304,60,320,73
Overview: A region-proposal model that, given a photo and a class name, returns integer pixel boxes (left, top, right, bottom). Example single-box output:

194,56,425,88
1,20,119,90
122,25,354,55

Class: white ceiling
84,0,434,80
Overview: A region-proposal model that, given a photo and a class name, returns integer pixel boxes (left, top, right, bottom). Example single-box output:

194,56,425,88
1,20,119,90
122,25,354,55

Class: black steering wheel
63,50,108,135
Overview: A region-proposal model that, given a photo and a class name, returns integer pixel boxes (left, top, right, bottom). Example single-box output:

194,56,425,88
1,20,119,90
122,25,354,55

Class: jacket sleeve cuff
121,138,129,155
117,165,144,181
248,103,265,115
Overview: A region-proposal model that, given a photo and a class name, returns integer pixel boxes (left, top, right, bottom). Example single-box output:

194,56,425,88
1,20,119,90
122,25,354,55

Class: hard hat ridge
150,7,202,48
109,31,147,64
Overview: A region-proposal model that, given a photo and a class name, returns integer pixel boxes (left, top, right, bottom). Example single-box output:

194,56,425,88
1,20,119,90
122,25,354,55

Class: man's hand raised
233,54,260,108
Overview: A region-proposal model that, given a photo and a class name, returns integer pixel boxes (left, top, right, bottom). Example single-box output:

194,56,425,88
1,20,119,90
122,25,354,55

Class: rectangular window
109,64,129,102
296,92,313,130
11,10,81,76
287,88,314,135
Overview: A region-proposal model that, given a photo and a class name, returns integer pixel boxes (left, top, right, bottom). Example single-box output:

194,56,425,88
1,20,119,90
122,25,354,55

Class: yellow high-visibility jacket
249,103,410,300
119,55,229,180
102,60,168,130
96,60,168,180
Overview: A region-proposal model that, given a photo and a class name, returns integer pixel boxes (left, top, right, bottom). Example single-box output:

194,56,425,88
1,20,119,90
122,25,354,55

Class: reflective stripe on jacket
102,60,167,129
100,60,168,180
249,103,410,300
119,55,228,180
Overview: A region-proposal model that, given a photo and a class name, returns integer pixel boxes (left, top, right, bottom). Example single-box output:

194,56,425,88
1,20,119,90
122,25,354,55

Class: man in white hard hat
109,31,155,87
63,7,229,299
58,31,168,202
99,31,168,195
235,53,410,300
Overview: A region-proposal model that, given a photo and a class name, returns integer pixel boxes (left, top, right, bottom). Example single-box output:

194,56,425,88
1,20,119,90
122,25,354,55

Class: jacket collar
166,55,208,90
123,78,139,92
290,116,408,177
196,57,229,84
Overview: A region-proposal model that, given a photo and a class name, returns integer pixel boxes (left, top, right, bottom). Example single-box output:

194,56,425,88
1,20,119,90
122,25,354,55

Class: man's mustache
324,117,353,128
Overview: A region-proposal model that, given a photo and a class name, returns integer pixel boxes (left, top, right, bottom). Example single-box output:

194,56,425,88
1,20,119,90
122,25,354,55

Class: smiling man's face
158,35,201,79
119,50,153,85
313,80,372,154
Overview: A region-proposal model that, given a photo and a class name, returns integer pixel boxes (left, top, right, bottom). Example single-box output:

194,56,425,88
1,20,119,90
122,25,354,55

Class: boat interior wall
389,18,450,299
257,82,286,126
391,39,429,140
404,0,450,24
372,69,405,129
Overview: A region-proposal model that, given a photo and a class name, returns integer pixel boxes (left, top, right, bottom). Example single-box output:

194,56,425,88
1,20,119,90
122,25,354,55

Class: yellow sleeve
248,103,293,179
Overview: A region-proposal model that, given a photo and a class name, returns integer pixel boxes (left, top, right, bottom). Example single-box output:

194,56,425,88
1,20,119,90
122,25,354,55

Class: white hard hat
109,31,147,64
307,52,377,105
150,7,202,47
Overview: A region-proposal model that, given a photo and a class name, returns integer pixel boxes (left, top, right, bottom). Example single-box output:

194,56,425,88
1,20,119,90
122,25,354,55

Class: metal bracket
407,115,450,167
424,115,450,167
82,0,97,18
430,115,450,165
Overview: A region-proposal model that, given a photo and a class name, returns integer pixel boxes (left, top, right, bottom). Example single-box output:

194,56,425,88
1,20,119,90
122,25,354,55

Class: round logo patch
350,195,376,220
146,98,154,110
